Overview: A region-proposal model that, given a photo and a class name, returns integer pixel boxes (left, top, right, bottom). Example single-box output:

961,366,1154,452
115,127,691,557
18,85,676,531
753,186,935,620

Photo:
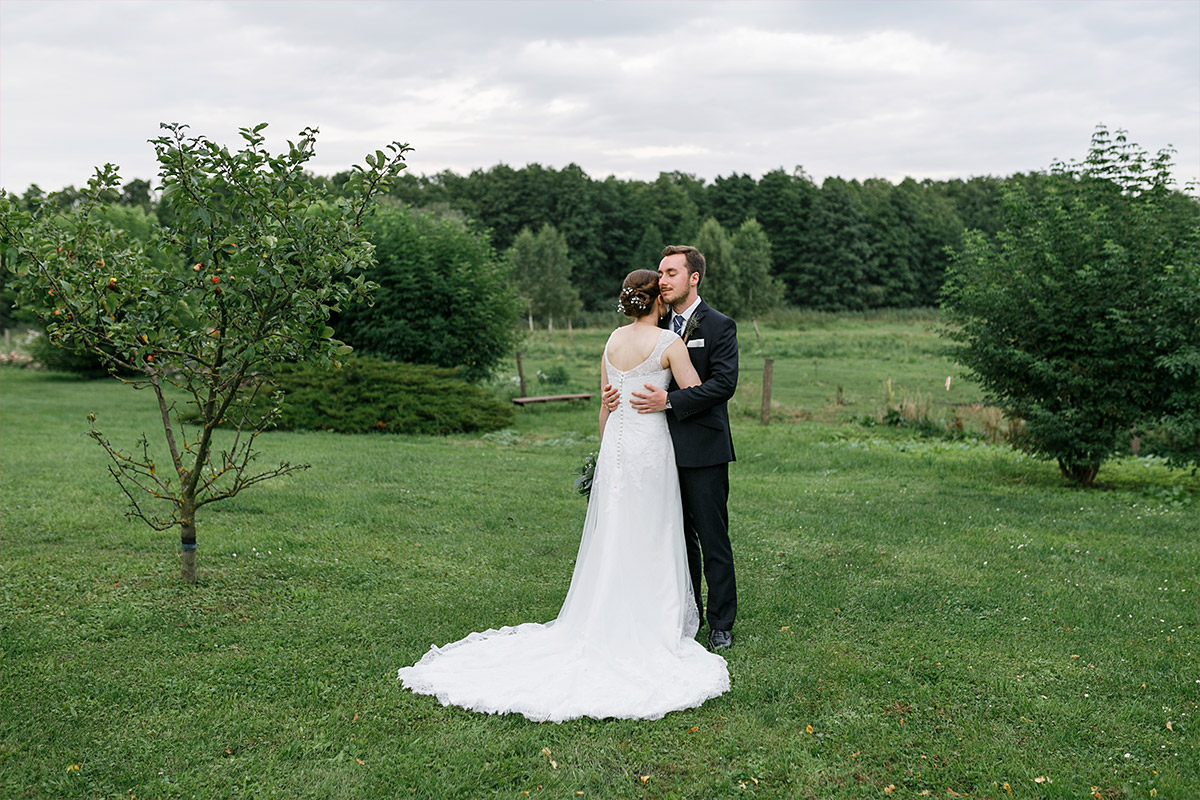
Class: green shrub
25,329,116,378
334,202,522,382
941,127,1200,486
260,356,514,435
536,365,570,387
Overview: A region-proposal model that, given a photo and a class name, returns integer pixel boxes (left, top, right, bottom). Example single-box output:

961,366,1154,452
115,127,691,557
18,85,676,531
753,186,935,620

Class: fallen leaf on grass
805,724,814,734
947,789,963,797
640,776,650,784
688,726,699,733
1034,775,1050,784
1002,782,1011,793
66,763,81,772
355,758,365,766
1166,720,1174,732
884,785,895,794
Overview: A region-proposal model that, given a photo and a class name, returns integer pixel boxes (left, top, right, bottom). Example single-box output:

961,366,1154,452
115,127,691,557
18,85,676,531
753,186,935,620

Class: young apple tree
0,123,410,582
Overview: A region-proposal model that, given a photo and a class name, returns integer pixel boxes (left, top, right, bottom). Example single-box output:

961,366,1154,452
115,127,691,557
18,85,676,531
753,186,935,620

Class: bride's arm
598,355,611,438
664,339,701,389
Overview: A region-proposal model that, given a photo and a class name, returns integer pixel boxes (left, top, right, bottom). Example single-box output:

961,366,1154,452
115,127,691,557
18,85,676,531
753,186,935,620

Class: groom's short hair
661,245,706,285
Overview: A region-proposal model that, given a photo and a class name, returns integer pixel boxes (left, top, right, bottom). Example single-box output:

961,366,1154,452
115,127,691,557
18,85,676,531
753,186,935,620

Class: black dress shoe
708,629,732,651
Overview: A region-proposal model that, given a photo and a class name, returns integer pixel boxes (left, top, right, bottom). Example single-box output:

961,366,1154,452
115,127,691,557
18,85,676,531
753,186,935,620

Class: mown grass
1,315,1196,800
501,312,982,428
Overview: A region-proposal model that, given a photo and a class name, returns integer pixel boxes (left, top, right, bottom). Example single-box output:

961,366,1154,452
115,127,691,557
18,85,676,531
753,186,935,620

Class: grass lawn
1,315,1196,799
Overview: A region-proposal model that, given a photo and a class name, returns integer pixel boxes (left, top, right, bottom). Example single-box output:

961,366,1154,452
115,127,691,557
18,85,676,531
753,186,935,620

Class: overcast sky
2,0,1197,193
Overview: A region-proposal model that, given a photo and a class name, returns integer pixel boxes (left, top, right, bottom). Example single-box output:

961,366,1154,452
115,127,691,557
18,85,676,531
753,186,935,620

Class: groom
611,245,739,651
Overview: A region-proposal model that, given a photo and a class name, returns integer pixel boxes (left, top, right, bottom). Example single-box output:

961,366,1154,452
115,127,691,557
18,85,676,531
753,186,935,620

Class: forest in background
6,164,1064,320
344,164,1038,312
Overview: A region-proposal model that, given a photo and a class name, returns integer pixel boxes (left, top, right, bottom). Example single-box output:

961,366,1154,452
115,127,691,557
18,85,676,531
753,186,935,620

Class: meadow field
1,314,1196,799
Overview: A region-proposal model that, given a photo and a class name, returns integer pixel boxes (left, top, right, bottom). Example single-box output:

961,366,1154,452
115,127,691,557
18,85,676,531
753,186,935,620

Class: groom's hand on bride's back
601,384,620,411
630,384,668,414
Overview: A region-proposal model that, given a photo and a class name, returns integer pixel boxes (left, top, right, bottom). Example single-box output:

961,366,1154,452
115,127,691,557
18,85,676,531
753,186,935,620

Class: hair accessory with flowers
616,286,650,315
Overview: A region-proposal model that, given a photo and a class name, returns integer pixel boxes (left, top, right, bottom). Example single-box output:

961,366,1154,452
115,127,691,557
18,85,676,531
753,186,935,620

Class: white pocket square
687,338,705,348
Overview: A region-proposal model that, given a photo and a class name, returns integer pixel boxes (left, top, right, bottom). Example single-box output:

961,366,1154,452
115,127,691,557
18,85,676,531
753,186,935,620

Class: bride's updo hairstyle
617,269,661,318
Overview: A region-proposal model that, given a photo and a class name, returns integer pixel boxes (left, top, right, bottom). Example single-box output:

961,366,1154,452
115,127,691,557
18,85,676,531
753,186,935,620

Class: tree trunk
1058,459,1100,488
180,499,198,584
752,316,761,346
568,318,574,345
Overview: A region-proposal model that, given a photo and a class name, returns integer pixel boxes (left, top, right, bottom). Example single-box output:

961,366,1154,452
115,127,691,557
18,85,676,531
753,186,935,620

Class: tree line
8,162,1065,329
336,164,1054,313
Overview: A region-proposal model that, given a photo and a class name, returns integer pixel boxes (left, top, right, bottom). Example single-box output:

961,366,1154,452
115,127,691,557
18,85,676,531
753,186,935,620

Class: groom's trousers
678,463,736,632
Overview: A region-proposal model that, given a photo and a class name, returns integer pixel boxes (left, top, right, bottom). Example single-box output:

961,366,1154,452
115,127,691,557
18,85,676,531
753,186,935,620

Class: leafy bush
536,365,570,387
253,356,514,435
335,201,521,382
22,328,103,376
941,126,1200,485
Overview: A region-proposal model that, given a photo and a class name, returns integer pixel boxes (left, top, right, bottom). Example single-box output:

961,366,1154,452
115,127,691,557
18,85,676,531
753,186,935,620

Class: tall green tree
860,178,919,307
798,178,876,310
755,168,817,303
119,178,153,210
694,217,741,317
638,174,700,245
708,172,758,231
942,126,1200,486
507,223,581,333
589,176,643,307
730,218,782,340
0,123,409,582
335,201,521,381
630,223,666,274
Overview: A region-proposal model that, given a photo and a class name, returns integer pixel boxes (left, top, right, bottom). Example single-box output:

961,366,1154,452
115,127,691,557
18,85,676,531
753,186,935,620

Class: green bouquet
573,452,597,498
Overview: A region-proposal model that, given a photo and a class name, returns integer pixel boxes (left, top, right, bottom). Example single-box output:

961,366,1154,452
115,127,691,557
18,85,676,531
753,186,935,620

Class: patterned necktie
673,314,684,337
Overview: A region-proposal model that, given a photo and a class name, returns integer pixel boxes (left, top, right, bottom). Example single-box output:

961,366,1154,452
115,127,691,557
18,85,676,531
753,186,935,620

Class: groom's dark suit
662,300,738,633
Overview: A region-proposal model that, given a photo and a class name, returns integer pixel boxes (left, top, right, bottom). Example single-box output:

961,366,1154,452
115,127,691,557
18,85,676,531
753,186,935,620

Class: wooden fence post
515,351,528,398
761,358,774,425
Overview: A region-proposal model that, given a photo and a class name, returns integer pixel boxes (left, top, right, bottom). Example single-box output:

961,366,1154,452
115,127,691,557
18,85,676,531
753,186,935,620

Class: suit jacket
662,300,738,468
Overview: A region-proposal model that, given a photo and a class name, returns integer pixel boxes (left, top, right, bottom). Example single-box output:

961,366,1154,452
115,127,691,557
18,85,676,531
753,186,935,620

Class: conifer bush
251,357,514,435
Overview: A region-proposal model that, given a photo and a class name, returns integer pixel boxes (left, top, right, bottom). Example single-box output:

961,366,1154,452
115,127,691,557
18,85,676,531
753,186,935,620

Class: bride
396,269,730,722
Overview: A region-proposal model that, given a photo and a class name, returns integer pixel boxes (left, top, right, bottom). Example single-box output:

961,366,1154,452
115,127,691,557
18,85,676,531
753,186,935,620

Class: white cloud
0,0,1195,192
604,145,712,161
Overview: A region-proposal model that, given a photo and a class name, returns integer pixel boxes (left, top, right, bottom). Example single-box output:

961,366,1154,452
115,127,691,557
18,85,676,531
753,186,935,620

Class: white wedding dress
397,328,729,722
